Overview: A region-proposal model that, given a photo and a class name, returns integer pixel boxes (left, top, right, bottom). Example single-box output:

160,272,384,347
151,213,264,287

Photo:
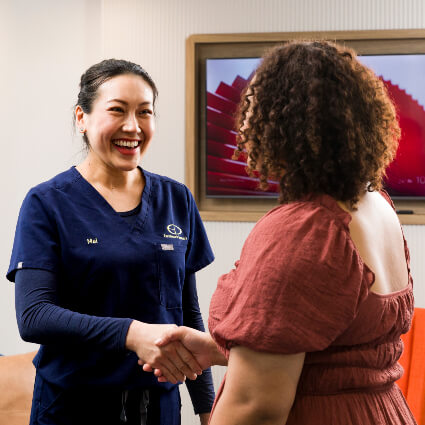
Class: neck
77,156,141,191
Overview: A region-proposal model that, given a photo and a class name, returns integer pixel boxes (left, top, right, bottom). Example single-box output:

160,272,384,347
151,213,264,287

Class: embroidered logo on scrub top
163,224,187,241
87,238,98,244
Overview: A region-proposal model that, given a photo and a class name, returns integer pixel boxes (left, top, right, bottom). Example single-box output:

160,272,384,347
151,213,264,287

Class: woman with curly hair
145,40,417,424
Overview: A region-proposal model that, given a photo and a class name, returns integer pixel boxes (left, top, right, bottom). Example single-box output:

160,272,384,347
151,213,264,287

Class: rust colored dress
208,193,417,425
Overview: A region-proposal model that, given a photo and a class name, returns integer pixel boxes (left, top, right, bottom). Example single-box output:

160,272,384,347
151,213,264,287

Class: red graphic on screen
206,75,279,197
206,75,425,198
383,80,425,197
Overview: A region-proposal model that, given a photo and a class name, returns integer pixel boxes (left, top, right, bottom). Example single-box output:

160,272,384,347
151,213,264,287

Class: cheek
144,119,155,139
87,119,115,143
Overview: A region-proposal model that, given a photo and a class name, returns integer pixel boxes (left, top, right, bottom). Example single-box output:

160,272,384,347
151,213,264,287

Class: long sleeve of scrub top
15,268,215,413
182,273,215,414
15,268,132,351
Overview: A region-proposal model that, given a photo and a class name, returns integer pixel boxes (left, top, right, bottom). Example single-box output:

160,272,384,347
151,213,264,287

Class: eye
139,109,153,116
108,106,124,112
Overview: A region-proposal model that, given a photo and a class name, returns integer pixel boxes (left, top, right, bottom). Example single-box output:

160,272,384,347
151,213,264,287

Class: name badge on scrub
161,244,174,251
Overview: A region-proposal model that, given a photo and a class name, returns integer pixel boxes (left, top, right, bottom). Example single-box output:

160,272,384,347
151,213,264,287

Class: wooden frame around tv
185,29,425,224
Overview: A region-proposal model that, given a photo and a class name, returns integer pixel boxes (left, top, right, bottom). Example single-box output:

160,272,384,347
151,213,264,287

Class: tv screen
205,54,425,200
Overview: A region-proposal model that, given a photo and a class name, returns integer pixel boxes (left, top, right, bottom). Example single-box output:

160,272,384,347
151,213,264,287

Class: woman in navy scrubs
7,59,215,425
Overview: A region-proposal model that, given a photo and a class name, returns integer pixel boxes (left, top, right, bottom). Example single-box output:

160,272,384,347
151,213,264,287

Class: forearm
15,269,131,350
206,334,228,366
210,398,289,425
18,300,131,349
185,366,215,415
200,412,210,425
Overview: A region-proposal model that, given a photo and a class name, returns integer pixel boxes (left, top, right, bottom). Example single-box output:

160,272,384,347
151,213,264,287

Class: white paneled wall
1,1,424,424
0,0,102,356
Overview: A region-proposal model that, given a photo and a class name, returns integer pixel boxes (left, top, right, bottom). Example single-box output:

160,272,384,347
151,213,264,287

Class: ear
75,105,86,131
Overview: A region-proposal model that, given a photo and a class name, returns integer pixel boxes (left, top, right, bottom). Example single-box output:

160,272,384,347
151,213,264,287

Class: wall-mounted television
186,30,425,223
205,54,425,200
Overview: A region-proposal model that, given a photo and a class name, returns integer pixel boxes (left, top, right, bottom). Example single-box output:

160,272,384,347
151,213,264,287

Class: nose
122,113,141,133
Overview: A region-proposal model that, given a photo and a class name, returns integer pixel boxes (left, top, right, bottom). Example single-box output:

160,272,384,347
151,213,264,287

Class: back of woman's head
236,40,400,207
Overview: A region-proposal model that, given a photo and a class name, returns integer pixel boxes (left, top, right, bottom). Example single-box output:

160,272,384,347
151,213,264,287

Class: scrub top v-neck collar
70,165,151,235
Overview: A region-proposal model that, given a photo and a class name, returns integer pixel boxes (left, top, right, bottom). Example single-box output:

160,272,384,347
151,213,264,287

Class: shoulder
144,169,187,190
236,194,357,283
26,167,80,199
22,168,80,209
251,194,350,245
211,197,368,354
15,169,79,231
143,169,193,202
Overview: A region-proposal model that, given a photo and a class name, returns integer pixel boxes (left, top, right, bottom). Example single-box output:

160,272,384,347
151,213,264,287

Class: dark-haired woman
7,59,215,425
146,41,417,425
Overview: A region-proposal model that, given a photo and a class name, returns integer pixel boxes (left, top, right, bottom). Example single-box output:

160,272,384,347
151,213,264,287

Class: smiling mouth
112,139,141,149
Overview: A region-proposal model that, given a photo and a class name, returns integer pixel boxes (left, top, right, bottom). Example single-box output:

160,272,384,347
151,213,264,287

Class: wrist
125,320,146,352
207,334,227,366
199,412,210,425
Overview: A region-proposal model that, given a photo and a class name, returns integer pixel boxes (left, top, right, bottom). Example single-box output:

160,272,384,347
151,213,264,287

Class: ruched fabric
209,193,417,425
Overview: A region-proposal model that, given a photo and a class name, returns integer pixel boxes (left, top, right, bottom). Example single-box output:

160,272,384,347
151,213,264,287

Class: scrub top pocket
156,243,187,309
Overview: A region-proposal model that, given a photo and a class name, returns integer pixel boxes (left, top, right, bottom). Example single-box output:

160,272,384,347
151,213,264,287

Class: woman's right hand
142,326,228,382
125,321,203,384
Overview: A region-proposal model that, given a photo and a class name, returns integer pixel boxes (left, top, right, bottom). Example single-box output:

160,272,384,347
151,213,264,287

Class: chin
113,159,139,172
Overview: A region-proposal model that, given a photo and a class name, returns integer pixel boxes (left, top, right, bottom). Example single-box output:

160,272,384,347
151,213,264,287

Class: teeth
113,140,140,148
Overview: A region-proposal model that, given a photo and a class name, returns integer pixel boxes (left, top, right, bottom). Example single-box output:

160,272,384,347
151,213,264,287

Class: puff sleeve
208,199,371,355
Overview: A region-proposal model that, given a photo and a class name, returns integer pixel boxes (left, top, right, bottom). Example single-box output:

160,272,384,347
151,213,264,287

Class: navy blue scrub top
7,166,214,390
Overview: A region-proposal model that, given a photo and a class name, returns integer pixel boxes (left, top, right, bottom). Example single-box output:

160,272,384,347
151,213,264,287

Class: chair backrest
0,351,37,425
399,307,425,425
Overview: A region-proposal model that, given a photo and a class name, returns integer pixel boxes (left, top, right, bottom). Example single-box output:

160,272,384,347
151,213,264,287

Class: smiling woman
76,73,155,174
7,59,215,425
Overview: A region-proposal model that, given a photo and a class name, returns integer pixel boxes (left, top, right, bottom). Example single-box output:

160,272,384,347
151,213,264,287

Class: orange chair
399,307,425,425
0,351,37,425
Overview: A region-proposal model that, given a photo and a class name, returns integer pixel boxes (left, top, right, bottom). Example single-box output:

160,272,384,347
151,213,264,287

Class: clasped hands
126,321,214,384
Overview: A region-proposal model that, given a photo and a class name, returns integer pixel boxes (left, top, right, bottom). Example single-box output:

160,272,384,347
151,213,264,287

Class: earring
79,128,85,133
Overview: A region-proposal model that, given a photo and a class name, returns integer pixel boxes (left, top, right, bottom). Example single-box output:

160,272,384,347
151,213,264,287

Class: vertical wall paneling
1,0,103,356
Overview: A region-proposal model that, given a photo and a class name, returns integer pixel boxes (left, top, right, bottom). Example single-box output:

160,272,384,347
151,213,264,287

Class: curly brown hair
235,40,400,208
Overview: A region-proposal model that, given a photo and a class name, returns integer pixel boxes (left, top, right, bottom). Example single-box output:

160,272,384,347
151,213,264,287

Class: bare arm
210,347,305,425
142,326,227,380
199,413,210,425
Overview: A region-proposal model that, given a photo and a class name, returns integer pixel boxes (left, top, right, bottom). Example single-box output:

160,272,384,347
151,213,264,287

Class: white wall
1,0,424,424
0,0,102,354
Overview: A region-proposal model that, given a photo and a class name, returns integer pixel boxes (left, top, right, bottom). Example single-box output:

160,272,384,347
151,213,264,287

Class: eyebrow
106,99,152,106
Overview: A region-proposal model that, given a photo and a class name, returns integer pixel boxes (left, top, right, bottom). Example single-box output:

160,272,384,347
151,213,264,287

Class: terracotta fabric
399,308,425,425
209,193,416,425
0,351,36,425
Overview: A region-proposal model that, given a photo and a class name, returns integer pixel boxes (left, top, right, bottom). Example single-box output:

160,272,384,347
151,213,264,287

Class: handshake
125,322,226,384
